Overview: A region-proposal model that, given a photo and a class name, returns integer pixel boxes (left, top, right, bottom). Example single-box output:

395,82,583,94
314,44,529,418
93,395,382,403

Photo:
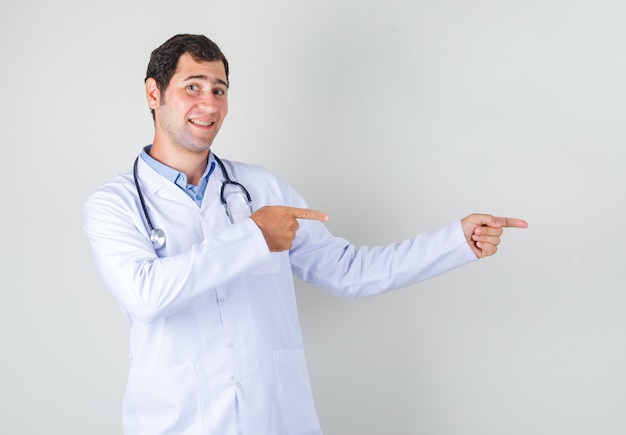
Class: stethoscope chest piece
149,228,166,249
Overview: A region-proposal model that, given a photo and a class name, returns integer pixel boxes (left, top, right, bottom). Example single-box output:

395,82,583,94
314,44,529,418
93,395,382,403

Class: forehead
172,52,227,83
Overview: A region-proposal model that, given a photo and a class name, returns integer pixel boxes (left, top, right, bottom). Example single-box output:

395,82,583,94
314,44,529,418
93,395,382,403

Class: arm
287,208,526,298
82,188,271,323
290,218,478,298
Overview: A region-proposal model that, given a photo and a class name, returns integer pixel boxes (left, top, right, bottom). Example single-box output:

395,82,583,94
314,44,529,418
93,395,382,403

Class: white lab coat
82,156,477,435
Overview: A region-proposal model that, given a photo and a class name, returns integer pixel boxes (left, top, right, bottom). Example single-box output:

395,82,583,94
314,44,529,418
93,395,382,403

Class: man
83,34,527,435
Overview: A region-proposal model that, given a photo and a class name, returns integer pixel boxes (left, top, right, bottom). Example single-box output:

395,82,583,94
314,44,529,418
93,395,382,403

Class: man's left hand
461,214,528,258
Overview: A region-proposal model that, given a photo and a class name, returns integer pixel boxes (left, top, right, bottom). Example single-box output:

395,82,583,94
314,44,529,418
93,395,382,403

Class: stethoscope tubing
215,155,253,224
133,153,253,249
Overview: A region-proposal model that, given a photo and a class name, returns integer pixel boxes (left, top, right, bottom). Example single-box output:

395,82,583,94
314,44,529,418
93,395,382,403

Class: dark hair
145,34,230,119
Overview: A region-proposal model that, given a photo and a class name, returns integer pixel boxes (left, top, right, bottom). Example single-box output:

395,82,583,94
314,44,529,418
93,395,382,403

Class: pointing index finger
291,207,330,222
494,217,529,228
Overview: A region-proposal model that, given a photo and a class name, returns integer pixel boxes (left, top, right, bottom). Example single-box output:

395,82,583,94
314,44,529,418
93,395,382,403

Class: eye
186,84,200,92
214,88,226,96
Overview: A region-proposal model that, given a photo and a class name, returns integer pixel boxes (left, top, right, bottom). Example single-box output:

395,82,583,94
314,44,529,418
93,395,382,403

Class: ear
145,78,161,110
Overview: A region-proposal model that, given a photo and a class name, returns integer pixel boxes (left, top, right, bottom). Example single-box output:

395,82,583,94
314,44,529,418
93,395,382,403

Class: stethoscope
133,154,253,249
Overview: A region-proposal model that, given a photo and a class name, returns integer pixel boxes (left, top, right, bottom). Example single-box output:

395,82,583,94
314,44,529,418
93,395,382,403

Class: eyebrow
183,74,229,88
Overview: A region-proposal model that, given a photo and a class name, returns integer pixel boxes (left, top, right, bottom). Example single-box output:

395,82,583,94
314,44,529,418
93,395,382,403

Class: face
146,53,229,154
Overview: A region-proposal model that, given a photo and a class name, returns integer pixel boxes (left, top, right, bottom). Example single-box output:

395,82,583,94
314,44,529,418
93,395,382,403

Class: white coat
82,155,477,435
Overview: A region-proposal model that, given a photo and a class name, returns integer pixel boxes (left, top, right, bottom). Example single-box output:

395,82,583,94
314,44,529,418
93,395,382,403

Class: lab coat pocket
127,363,202,433
273,350,320,434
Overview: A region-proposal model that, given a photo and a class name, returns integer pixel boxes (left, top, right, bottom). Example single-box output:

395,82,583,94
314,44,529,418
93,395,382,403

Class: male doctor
83,34,528,435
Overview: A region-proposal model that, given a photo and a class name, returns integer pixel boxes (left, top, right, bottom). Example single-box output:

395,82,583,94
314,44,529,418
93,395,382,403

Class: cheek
166,90,192,105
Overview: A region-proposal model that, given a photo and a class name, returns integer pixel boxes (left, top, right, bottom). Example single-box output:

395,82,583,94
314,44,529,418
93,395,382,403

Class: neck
149,140,209,186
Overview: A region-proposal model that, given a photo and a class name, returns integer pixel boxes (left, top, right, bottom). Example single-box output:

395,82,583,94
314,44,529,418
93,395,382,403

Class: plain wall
1,0,625,433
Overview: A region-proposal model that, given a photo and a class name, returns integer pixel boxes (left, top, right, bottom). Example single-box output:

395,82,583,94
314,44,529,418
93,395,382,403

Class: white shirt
82,155,477,435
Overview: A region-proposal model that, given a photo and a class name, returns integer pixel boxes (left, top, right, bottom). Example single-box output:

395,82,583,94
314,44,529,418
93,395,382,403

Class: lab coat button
200,212,205,217
219,298,225,303
228,342,234,348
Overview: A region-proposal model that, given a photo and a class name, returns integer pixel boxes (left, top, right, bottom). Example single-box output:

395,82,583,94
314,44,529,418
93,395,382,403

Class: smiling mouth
190,119,214,127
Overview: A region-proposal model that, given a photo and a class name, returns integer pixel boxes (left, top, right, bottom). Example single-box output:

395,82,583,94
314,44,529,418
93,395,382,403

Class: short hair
145,34,230,119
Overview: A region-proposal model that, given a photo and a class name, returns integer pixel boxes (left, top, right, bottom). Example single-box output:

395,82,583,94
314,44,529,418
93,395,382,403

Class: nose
198,91,218,112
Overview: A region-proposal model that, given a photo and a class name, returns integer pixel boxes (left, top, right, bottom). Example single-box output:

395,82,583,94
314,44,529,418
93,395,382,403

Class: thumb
464,213,500,229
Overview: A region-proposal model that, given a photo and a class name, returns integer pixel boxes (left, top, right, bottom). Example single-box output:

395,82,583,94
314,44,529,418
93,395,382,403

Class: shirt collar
140,145,216,187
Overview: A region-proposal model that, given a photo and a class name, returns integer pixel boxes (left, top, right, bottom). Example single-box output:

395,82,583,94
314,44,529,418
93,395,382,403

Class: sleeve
284,178,478,298
82,187,271,323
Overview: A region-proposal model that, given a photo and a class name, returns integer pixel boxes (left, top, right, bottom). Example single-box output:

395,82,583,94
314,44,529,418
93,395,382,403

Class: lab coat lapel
136,157,195,207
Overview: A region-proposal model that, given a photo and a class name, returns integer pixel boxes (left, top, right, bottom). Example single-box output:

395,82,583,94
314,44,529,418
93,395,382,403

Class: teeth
190,119,213,127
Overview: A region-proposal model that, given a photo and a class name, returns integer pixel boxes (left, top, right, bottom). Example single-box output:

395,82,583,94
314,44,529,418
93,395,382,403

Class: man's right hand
250,206,330,252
